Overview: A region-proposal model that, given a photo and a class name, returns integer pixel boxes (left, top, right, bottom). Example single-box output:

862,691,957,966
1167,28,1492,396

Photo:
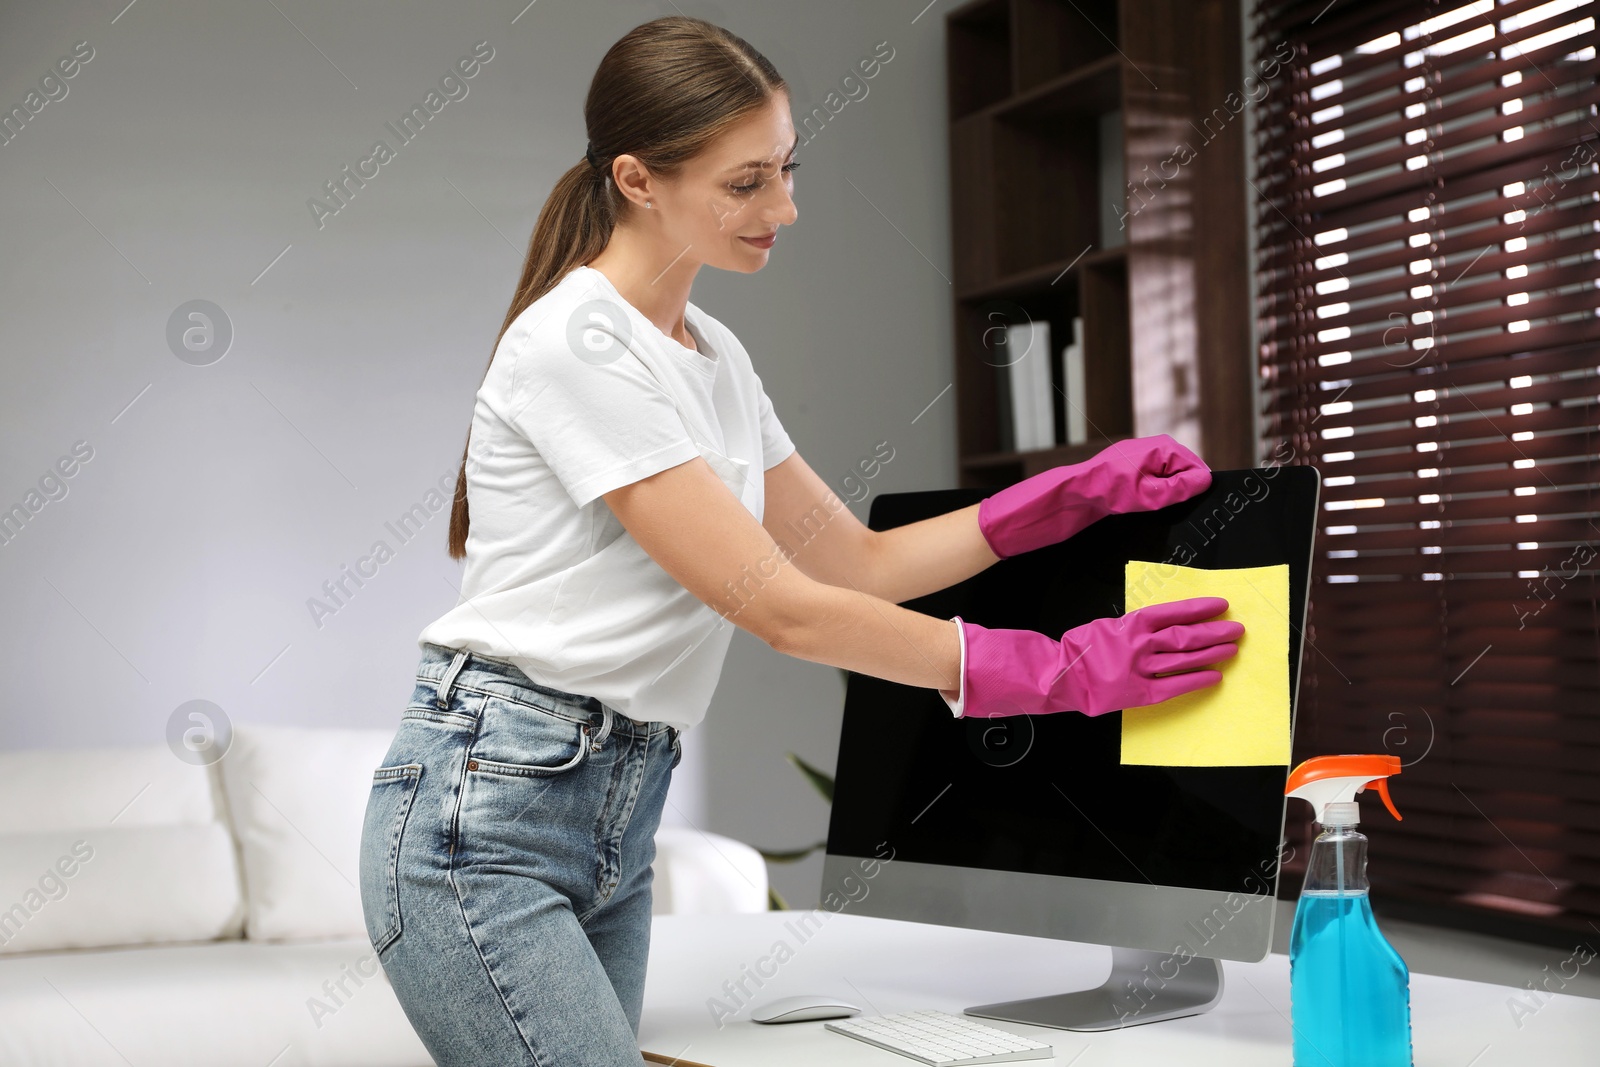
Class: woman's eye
732,161,801,194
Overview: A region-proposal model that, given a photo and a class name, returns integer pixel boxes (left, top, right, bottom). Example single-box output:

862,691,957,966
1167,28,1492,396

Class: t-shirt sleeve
756,373,796,471
505,331,700,510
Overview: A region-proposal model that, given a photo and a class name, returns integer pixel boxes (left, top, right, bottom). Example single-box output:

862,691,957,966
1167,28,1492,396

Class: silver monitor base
964,947,1225,1032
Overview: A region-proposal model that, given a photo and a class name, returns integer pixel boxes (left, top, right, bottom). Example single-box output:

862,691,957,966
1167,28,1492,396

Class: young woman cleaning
358,15,1242,1066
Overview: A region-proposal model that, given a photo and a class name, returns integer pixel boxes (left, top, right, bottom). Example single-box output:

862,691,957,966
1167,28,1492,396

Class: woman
358,15,1243,1065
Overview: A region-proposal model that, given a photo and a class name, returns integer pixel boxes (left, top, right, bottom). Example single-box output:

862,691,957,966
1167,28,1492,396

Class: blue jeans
359,642,682,1065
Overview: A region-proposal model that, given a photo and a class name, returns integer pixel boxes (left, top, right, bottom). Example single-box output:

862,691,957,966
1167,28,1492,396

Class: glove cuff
938,617,967,717
959,620,1073,719
977,463,1105,559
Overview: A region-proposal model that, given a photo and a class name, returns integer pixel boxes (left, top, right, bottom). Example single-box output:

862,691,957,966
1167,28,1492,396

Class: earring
646,201,653,209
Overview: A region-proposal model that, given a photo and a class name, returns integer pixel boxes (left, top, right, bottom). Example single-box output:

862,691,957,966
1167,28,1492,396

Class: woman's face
629,93,800,273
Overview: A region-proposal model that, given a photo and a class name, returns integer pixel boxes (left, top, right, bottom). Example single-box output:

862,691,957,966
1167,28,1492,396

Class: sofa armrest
652,827,768,915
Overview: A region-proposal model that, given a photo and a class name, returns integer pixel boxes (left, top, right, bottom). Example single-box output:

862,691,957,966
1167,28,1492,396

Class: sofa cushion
217,724,394,942
0,743,221,831
0,743,245,954
0,825,245,954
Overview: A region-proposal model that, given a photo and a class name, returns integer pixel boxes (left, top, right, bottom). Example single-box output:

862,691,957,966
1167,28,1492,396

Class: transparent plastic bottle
1288,802,1414,1067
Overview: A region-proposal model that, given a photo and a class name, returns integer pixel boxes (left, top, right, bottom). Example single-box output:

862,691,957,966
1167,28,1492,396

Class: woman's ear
609,153,656,212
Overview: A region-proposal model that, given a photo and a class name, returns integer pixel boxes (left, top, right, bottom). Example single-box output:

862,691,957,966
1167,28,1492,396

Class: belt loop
591,702,614,750
435,649,469,710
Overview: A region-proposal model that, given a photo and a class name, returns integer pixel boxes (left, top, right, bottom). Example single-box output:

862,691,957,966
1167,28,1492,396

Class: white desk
640,911,1600,1066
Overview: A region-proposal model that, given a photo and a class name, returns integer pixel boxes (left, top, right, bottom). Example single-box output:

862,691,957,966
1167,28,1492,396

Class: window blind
1250,0,1598,941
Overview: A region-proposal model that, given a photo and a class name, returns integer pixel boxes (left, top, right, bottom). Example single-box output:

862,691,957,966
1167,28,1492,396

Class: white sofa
0,723,767,1066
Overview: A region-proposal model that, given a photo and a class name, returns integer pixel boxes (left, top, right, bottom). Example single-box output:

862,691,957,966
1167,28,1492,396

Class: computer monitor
820,465,1321,1032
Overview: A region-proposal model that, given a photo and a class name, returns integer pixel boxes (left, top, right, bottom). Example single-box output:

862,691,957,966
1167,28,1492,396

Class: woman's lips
740,232,776,249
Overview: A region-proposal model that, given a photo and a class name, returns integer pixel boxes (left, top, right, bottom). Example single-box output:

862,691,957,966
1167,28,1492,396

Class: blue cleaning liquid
1289,889,1413,1067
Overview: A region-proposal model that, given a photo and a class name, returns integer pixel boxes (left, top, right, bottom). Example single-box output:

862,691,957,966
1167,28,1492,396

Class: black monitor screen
826,465,1320,896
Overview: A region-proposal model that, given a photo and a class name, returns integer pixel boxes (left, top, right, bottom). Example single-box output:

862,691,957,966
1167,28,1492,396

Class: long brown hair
446,15,787,559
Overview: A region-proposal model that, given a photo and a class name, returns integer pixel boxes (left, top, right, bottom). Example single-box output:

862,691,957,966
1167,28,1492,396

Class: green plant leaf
756,840,827,864
755,748,838,911
786,751,835,804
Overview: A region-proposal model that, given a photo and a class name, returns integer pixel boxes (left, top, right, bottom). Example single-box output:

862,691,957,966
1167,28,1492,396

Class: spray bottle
1284,754,1413,1067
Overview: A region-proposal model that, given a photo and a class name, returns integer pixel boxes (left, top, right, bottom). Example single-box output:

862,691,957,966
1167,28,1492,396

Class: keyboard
824,1009,1054,1065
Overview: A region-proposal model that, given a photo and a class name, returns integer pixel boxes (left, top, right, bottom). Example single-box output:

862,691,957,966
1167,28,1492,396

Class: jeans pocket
359,763,423,955
467,695,591,777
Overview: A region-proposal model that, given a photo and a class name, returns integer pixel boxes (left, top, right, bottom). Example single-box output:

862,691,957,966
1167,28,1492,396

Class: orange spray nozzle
1368,777,1402,822
1285,754,1403,825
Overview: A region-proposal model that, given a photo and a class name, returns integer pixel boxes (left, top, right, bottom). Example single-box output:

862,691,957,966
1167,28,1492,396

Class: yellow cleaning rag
1120,560,1292,767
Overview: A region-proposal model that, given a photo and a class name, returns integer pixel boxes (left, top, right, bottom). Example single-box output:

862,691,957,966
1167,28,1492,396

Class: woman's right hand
954,596,1244,718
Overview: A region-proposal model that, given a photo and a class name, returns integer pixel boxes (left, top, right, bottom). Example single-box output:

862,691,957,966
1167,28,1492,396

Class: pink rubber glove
940,597,1243,718
978,434,1212,559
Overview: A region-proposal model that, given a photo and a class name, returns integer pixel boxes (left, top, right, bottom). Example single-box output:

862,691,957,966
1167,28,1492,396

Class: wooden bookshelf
945,0,1254,488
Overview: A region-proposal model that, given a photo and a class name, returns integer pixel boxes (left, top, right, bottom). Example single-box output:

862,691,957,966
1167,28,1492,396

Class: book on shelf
1062,316,1087,445
995,355,1014,453
1003,320,1055,452
1100,110,1126,249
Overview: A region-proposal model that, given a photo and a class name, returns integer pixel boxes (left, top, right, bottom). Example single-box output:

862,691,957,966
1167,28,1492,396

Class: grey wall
0,0,954,910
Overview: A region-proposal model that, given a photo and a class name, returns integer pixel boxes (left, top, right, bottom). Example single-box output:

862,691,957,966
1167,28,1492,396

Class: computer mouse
750,994,863,1024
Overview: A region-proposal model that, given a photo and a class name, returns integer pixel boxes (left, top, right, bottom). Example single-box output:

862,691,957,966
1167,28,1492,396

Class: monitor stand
964,947,1225,1032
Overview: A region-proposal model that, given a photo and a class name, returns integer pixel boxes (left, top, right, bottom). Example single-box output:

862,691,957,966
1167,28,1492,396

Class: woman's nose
767,182,798,226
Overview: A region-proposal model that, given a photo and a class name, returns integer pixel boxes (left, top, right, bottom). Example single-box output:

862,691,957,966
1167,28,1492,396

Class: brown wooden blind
1251,0,1599,942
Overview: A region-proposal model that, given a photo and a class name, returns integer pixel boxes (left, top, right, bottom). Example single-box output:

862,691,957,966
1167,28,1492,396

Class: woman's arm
761,451,1002,604
605,455,964,696
867,501,1002,603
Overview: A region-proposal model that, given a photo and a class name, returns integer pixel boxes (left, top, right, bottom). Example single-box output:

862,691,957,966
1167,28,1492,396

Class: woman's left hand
977,433,1212,559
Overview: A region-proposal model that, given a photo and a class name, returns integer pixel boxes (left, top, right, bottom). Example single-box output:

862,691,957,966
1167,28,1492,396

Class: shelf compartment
991,109,1103,280
951,253,1132,476
998,51,1123,124
947,0,1013,120
954,295,1040,461
950,114,1002,293
965,55,1126,286
1013,0,1123,93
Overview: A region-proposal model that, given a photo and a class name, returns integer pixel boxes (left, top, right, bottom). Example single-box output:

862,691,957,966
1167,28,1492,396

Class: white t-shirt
417,265,796,732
